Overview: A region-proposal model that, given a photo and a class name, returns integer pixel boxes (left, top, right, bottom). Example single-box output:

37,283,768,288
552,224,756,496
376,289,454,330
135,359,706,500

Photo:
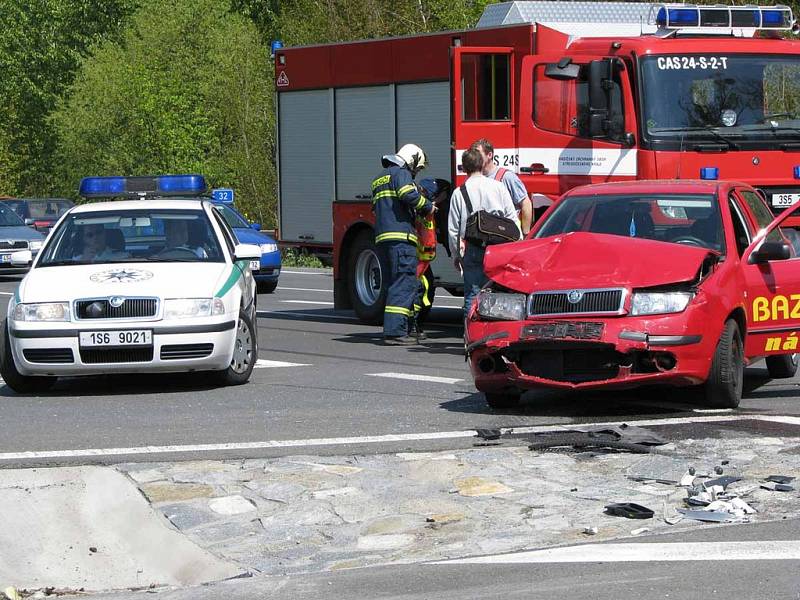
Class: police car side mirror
250,222,261,231
234,243,261,261
750,241,791,264
10,250,32,266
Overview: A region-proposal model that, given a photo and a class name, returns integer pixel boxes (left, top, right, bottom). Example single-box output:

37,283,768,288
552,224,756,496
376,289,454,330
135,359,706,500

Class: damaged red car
466,180,800,410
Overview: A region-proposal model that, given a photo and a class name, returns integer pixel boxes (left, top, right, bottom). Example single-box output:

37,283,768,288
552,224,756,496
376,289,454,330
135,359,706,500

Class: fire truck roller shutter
396,81,462,289
335,86,395,205
279,89,335,244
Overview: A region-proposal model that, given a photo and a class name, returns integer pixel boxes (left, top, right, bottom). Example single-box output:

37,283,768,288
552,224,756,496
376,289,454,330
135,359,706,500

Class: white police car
0,175,261,393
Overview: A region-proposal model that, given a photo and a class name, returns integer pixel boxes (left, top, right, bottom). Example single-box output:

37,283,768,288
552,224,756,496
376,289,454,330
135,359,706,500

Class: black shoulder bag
460,184,520,246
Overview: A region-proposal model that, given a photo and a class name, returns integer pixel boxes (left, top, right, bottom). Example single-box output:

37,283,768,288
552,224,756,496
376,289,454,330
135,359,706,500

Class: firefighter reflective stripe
385,305,412,316
397,184,416,198
420,272,431,307
414,195,427,210
372,175,391,189
373,189,397,203
376,231,418,244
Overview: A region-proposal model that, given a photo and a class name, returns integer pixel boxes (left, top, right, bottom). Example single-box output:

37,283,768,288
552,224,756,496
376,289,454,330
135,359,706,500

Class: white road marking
0,292,13,296
280,270,330,276
257,310,360,322
254,359,310,368
693,408,734,414
367,372,463,384
436,541,800,564
277,287,332,293
0,414,797,462
280,300,335,306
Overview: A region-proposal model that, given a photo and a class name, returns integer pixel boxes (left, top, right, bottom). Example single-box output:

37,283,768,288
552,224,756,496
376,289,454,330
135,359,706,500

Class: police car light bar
652,3,794,30
79,174,207,198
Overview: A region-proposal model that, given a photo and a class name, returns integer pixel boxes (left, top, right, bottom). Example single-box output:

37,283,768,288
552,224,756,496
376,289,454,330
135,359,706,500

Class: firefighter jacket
371,166,432,245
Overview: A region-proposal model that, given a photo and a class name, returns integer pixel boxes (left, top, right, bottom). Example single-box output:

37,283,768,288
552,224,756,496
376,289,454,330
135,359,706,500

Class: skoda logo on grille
109,296,126,308
567,290,584,304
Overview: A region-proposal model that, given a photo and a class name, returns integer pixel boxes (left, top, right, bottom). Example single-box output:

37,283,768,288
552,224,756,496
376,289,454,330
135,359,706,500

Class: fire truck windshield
640,54,800,150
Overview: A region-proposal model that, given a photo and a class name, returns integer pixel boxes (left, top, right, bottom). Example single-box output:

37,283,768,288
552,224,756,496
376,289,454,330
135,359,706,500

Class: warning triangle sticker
277,71,289,87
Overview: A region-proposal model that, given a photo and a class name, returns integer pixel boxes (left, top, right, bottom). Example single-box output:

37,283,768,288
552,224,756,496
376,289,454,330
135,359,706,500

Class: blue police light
270,40,284,57
157,175,206,193
700,167,719,180
761,8,787,26
794,166,800,179
656,7,699,27
79,174,207,198
212,188,235,204
79,177,127,197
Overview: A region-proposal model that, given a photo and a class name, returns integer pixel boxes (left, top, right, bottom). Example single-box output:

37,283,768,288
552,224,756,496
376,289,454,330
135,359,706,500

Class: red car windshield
536,193,724,253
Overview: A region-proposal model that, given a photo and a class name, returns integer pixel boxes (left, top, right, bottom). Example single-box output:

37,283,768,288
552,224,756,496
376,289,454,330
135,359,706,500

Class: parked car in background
0,203,45,274
212,202,281,294
0,197,74,234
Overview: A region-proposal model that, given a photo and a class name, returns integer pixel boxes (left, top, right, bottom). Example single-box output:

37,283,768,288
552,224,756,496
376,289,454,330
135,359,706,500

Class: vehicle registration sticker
249,260,260,271
79,330,153,347
772,193,800,208
0,254,10,263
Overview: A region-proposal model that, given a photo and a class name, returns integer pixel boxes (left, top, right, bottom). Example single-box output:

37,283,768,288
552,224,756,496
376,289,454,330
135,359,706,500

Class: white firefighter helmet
396,144,427,173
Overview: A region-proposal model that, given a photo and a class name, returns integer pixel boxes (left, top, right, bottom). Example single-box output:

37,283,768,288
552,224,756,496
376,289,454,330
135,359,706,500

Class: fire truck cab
274,1,800,323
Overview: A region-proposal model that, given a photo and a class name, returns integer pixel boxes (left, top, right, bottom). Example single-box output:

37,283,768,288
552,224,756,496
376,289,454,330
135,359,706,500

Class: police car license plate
79,330,152,347
0,254,10,263
249,260,260,271
772,193,800,208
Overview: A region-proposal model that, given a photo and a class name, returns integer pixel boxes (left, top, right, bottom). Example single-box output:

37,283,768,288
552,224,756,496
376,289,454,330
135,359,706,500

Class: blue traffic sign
212,188,235,204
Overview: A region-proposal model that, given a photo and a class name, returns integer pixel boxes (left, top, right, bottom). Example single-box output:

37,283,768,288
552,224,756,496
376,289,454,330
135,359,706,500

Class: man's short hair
461,149,484,175
470,138,494,154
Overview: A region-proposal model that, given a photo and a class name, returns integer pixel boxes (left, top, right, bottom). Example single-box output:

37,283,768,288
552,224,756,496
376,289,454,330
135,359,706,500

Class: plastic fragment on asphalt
631,527,650,536
703,476,741,489
604,502,654,519
676,509,734,523
475,428,501,440
761,481,795,492
582,526,598,535
765,475,795,484
679,471,697,487
730,497,756,514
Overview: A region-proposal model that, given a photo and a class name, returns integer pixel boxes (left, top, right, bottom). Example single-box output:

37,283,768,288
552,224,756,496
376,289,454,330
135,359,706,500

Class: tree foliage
0,0,136,195
53,0,276,225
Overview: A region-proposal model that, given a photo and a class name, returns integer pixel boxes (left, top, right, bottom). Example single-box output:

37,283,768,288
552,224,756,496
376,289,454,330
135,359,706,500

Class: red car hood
483,232,715,293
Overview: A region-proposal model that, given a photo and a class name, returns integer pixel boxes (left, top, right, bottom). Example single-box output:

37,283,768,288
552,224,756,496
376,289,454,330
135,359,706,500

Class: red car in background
466,180,800,410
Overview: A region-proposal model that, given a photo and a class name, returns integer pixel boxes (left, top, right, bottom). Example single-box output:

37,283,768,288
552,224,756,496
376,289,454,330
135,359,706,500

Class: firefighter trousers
380,240,418,337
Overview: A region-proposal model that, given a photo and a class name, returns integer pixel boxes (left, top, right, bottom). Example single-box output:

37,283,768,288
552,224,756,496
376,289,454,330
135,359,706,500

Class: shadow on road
0,372,222,398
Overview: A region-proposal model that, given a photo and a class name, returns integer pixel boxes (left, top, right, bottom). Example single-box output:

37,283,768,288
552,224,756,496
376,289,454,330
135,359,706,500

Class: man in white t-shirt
448,148,520,318
471,138,533,235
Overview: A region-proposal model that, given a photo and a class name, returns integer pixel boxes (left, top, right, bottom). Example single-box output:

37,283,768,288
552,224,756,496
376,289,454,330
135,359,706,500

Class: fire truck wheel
485,392,521,410
766,353,798,379
703,319,743,408
348,230,386,324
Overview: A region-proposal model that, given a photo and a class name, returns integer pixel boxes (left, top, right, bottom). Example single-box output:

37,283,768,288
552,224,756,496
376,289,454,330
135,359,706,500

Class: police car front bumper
8,318,237,376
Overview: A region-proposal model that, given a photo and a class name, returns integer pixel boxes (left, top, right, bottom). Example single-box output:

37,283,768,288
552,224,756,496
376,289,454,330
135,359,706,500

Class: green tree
0,0,136,195
53,0,276,226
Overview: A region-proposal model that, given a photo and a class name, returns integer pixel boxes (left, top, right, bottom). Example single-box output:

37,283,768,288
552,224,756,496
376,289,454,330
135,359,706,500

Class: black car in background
0,197,74,233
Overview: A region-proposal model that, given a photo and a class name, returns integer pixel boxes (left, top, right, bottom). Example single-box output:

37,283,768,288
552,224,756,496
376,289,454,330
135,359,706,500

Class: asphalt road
1,267,800,465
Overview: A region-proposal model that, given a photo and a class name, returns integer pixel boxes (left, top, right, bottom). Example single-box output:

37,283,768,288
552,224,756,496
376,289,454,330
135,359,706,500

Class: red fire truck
274,1,800,323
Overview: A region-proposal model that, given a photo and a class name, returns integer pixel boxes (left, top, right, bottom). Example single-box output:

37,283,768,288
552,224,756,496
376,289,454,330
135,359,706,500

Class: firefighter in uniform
371,143,433,345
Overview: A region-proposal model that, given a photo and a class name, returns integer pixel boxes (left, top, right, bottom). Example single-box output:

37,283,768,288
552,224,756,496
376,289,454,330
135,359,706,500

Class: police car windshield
0,203,27,227
536,193,724,253
641,54,800,149
38,209,225,266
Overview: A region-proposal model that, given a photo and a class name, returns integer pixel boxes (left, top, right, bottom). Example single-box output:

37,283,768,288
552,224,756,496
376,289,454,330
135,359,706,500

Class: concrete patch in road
0,466,241,592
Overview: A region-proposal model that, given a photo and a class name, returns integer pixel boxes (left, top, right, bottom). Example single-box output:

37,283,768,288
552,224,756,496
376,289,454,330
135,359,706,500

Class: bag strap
493,167,507,182
460,184,474,215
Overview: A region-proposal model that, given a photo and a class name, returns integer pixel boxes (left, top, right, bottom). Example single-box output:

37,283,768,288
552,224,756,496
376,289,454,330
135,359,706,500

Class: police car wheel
703,319,743,408
0,319,56,394
766,353,798,379
348,230,386,324
214,309,256,386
